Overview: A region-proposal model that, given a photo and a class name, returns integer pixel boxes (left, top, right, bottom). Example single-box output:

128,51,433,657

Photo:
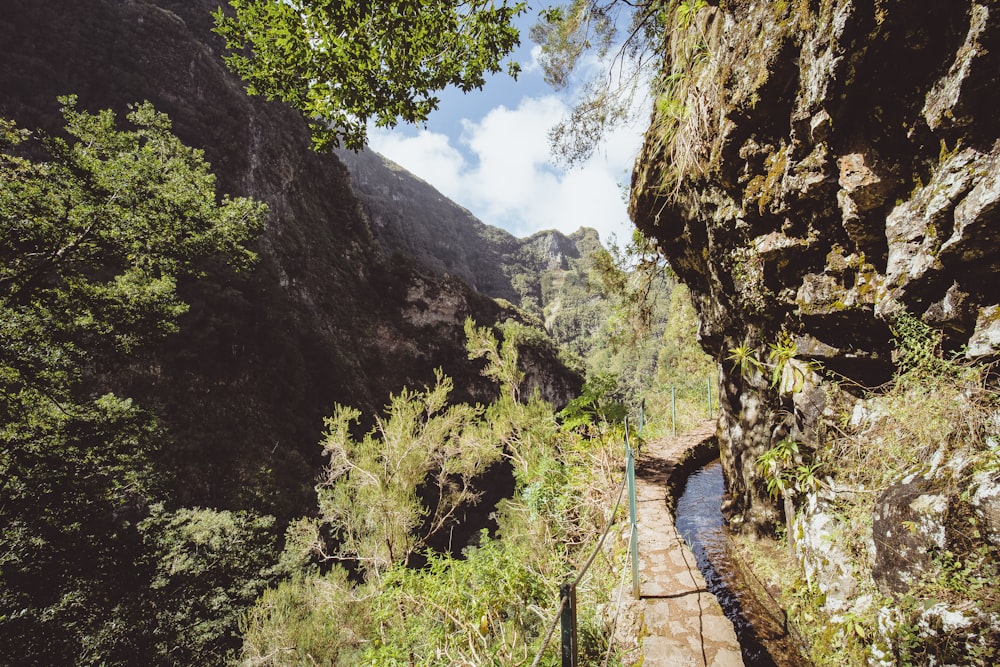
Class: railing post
626,439,639,599
671,386,677,437
560,583,577,667
639,398,645,437
706,377,713,418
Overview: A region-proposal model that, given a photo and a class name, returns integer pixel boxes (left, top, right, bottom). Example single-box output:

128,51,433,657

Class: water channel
673,460,809,666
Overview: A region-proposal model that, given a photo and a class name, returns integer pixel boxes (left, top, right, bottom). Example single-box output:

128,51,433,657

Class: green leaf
214,0,526,150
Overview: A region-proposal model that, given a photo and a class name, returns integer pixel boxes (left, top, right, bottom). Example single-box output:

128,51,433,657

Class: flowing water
674,460,809,666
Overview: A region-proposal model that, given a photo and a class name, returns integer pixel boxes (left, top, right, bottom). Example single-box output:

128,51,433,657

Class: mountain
0,0,578,517
0,2,594,661
336,147,612,359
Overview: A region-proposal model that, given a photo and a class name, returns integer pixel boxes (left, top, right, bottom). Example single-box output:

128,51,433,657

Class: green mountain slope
336,147,612,359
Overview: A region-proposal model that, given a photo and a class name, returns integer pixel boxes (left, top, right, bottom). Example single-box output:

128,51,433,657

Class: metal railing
669,377,716,436
530,412,643,667
535,387,719,666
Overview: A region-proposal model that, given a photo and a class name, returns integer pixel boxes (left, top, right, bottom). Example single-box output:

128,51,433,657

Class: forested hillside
0,1,581,662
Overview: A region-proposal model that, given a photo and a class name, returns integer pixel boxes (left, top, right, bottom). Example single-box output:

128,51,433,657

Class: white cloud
524,44,545,74
368,93,643,245
366,130,467,200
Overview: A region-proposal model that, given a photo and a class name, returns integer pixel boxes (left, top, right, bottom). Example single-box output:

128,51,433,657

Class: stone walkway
634,421,744,667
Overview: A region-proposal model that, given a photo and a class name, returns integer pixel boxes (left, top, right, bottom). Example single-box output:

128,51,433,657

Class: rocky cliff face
629,0,1000,531
336,147,610,357
0,0,575,516
335,148,522,300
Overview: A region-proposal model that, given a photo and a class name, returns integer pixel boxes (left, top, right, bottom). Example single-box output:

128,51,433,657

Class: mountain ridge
336,146,611,359
0,0,579,516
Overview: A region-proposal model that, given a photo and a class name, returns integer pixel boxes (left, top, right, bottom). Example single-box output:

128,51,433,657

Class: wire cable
529,466,629,666
574,474,627,588
601,525,633,667
529,594,567,667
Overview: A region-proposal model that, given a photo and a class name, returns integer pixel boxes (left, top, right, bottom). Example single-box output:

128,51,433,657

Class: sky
366,10,651,247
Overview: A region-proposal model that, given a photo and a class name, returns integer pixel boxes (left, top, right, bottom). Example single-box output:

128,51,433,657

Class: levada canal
673,460,811,666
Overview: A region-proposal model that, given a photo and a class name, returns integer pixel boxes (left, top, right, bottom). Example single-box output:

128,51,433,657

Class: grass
733,315,1000,665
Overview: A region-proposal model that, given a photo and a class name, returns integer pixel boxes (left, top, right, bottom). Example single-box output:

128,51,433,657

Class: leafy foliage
239,566,370,665
466,318,526,403
137,506,279,665
655,282,713,387
750,312,1000,666
0,99,267,664
590,230,672,344
313,370,501,577
240,324,627,665
586,232,715,437
726,342,761,378
214,0,525,150
558,372,627,432
754,437,821,501
531,0,669,165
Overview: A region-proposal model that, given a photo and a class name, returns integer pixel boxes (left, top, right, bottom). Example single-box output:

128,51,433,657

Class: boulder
871,477,949,594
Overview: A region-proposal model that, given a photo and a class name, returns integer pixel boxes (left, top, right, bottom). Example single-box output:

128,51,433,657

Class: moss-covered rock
630,0,1000,533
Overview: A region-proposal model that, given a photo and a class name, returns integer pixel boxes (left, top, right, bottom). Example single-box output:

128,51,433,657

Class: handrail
530,408,646,667
574,476,627,589
538,394,718,664
529,476,627,667
529,595,567,667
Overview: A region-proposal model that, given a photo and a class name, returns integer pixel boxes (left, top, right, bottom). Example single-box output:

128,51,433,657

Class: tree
531,0,673,165
213,0,526,151
137,505,279,665
590,228,673,346
238,324,620,666
656,282,713,388
309,370,501,579
0,98,266,664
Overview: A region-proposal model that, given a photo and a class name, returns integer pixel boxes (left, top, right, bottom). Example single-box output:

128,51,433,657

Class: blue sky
366,9,650,246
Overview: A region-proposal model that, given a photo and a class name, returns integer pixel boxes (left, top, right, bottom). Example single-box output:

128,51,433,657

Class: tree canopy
213,0,526,150
0,98,268,664
531,0,674,165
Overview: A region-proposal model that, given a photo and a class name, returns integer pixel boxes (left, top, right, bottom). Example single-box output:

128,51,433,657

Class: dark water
674,461,806,666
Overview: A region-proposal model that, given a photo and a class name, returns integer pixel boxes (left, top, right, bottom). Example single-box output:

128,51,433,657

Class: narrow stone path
634,421,744,667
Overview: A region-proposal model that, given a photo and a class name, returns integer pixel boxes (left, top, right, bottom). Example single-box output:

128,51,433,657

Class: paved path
634,421,744,667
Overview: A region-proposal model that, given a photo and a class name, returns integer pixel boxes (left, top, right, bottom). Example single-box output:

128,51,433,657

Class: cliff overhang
629,0,1000,531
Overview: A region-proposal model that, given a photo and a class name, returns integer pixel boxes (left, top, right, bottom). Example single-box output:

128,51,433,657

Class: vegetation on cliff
0,99,274,664
737,317,999,664
625,0,1000,662
240,321,631,665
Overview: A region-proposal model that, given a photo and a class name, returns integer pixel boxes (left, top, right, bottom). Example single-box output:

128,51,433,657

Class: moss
732,247,770,314
825,244,849,273
744,174,767,207
978,305,1000,328
749,144,790,215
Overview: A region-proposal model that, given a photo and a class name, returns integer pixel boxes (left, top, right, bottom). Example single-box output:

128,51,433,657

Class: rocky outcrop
336,147,610,357
336,148,604,303
335,148,521,300
629,0,1000,532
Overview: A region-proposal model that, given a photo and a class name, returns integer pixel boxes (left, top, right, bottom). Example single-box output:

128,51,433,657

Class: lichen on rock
630,0,1000,531
631,3,1000,658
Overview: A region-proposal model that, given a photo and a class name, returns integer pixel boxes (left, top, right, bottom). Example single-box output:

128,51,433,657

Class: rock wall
629,0,1000,532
